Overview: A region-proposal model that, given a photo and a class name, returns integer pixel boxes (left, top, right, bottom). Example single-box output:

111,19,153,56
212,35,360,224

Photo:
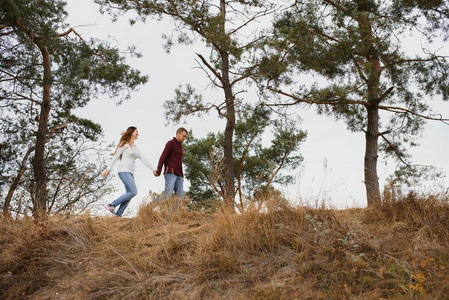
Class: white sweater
106,144,155,174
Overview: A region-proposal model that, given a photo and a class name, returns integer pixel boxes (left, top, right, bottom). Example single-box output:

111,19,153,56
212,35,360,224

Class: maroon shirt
156,137,184,177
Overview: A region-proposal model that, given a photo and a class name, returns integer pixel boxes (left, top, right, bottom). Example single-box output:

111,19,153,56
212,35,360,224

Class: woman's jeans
111,172,137,216
156,173,183,202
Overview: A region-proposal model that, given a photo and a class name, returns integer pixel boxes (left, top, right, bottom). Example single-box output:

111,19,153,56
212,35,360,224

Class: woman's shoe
105,204,115,215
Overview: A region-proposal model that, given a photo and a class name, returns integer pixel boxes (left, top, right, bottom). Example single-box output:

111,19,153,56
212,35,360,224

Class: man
154,127,188,201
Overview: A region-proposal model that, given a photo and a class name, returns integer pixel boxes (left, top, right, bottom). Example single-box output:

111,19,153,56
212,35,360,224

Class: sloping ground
1,197,449,299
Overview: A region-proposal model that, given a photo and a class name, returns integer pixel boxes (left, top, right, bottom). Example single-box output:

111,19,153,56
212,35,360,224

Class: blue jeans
156,173,183,202
111,172,137,216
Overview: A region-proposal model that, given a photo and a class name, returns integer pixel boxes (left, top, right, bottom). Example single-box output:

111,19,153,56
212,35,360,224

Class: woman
103,126,155,217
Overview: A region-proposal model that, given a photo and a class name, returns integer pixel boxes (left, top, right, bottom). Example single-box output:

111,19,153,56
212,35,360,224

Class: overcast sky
66,0,449,216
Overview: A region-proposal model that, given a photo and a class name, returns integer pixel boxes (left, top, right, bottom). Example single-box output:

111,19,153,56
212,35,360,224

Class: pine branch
266,86,368,106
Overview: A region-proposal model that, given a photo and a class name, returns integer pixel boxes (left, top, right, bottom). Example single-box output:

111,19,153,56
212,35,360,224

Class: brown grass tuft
1,196,449,299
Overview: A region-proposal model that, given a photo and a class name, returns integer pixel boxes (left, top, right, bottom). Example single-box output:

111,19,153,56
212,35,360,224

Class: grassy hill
1,195,449,299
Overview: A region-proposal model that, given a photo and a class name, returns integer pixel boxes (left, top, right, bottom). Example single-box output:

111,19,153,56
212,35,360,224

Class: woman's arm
103,145,127,176
137,146,155,171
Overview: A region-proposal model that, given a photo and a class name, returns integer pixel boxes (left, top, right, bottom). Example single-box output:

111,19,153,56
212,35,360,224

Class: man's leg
168,175,184,212
157,173,176,202
174,175,184,199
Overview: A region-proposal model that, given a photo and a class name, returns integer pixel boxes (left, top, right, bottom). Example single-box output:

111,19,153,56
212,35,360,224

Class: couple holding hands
103,126,188,217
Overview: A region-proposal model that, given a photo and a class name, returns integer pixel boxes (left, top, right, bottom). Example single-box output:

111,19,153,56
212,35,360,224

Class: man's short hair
177,127,188,134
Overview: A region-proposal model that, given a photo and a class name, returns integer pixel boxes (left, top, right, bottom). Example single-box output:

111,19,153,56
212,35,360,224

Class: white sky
66,0,449,216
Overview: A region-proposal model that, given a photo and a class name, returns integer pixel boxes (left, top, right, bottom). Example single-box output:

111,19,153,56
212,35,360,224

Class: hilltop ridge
1,196,448,299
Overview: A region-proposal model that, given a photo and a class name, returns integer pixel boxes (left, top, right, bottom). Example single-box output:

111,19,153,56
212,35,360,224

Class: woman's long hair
114,126,137,159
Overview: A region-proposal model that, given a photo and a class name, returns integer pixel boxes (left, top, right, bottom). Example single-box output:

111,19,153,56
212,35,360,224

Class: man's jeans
111,172,137,216
157,173,183,202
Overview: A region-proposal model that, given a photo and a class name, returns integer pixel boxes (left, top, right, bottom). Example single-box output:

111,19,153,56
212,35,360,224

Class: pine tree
260,0,449,206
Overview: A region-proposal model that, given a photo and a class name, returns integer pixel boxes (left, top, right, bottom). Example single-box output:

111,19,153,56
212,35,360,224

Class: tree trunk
219,0,236,208
364,104,381,206
3,146,36,217
223,102,236,207
358,11,382,207
32,44,51,219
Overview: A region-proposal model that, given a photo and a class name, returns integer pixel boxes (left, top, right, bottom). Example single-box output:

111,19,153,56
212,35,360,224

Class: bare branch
310,29,339,43
196,53,224,84
378,86,394,103
237,133,257,211
353,58,368,83
46,121,69,143
230,64,258,86
57,27,86,43
266,154,286,187
380,135,411,167
227,7,275,37
194,57,223,89
267,84,449,124
378,105,449,123
322,0,351,14
12,93,42,105
384,56,448,68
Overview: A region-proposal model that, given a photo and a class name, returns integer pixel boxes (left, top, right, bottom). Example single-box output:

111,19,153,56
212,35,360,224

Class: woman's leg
111,172,137,216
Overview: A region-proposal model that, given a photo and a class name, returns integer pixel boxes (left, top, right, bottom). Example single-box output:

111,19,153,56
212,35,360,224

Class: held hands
103,170,110,178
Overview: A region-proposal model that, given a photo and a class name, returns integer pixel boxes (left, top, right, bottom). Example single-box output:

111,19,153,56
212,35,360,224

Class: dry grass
1,194,449,299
